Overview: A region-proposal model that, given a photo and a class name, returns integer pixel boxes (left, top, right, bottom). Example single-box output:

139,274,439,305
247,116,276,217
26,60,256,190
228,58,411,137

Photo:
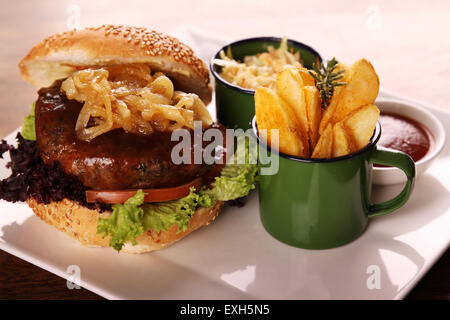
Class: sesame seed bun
26,197,223,254
19,25,212,104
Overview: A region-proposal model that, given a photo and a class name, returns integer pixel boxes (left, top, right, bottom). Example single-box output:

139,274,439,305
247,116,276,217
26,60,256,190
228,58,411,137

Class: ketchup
377,112,433,165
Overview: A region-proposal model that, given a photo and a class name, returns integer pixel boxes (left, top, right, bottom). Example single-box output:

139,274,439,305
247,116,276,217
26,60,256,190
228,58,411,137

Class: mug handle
367,147,416,218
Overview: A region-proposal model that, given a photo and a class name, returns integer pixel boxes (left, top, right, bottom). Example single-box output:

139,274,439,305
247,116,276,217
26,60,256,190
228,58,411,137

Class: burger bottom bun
27,197,223,254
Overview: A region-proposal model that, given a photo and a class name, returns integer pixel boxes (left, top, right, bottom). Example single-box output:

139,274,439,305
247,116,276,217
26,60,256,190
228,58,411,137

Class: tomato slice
86,177,203,204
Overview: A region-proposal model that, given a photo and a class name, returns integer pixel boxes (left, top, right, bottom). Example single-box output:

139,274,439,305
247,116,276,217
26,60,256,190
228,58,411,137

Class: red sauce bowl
373,98,445,185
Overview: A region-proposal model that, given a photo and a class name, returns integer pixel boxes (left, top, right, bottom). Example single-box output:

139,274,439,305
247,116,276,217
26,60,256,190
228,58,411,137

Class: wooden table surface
0,0,448,299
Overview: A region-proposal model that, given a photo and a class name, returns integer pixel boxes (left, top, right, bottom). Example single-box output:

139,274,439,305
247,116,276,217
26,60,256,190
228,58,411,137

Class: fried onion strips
61,64,212,141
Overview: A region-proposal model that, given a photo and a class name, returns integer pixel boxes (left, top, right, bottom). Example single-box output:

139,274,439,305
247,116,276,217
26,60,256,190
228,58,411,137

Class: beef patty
35,80,226,190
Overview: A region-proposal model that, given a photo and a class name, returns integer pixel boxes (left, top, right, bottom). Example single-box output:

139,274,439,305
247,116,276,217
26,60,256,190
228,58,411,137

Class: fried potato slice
296,66,316,86
255,87,307,157
331,59,379,124
332,122,351,157
342,104,380,149
303,85,322,150
312,123,333,159
319,62,349,134
276,66,310,156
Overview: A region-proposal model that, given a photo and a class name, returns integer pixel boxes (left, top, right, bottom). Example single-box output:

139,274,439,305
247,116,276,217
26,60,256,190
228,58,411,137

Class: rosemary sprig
309,57,346,109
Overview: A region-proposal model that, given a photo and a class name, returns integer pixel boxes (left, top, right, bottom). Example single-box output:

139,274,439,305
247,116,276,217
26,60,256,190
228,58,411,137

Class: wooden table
0,0,448,299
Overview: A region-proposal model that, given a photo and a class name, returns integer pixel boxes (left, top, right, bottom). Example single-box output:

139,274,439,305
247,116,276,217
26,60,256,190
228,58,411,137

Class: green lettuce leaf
200,135,258,201
97,189,146,251
141,187,208,233
142,188,215,232
21,103,36,141
201,161,258,202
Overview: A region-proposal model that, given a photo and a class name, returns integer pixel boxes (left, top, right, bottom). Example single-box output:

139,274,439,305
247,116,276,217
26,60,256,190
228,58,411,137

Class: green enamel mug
210,37,322,130
251,117,416,249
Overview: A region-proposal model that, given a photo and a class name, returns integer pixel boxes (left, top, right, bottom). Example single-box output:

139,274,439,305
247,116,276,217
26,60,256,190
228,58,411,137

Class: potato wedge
312,123,333,159
255,87,307,157
331,59,379,124
332,122,351,157
303,85,322,149
319,62,349,134
296,66,316,86
276,66,310,156
342,104,380,149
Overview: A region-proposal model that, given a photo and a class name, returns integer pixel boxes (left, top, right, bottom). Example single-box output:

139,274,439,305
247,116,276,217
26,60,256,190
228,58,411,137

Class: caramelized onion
61,64,212,141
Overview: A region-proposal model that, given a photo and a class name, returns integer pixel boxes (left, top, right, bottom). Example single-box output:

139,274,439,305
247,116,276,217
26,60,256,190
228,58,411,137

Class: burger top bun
19,25,212,104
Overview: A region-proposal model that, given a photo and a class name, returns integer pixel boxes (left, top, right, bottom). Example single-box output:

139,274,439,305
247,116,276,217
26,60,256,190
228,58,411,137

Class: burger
0,25,257,253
